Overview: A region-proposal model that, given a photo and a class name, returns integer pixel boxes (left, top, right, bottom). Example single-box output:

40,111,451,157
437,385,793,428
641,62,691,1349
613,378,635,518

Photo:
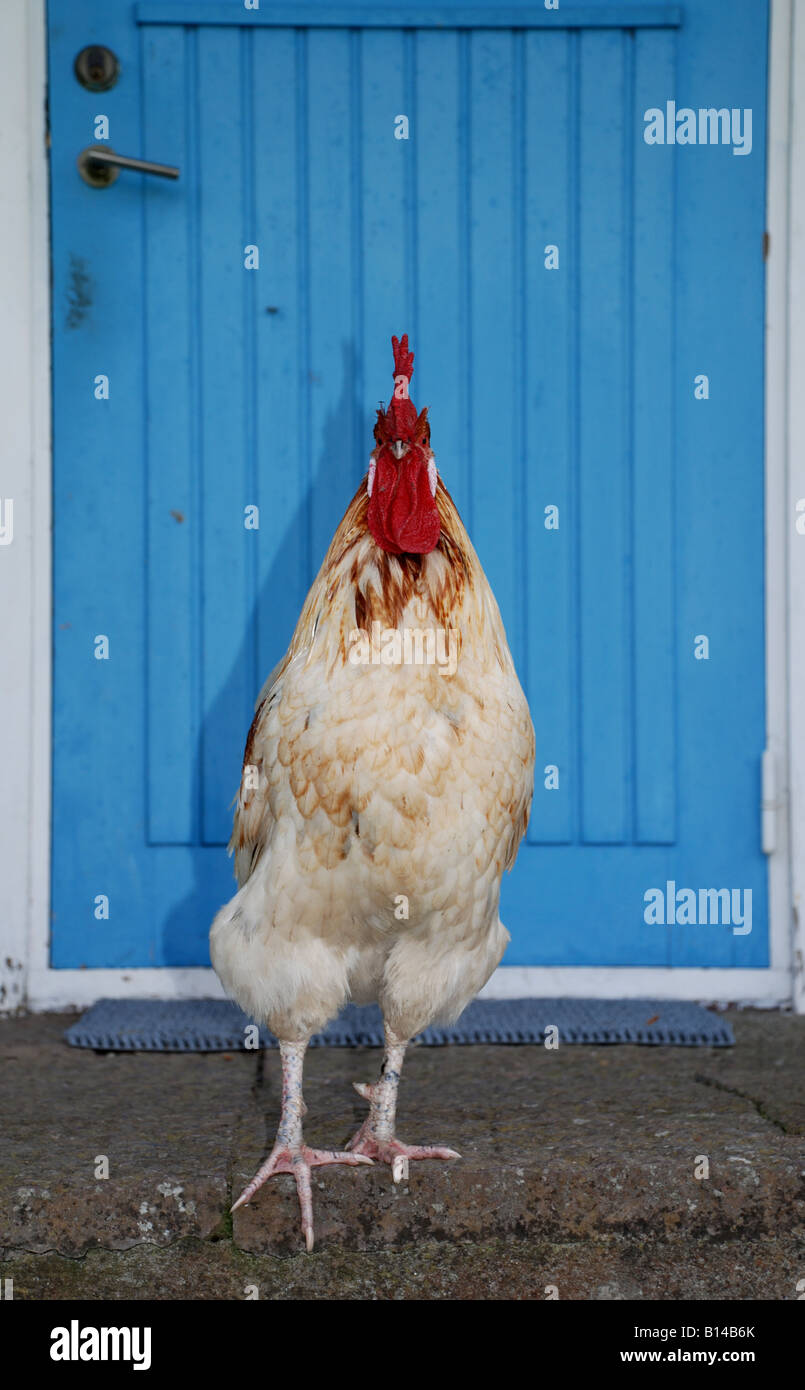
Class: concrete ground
0,1008,803,1300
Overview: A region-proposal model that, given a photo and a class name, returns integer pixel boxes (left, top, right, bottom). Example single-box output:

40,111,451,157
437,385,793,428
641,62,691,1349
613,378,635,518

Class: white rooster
210,335,535,1250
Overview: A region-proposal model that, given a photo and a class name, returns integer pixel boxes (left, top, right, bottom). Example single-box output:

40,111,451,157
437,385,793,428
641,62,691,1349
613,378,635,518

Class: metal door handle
77,145,180,187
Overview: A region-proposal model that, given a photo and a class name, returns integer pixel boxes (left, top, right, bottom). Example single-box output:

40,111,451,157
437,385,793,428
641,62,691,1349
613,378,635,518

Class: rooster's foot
231,1144,372,1251
347,1106,460,1183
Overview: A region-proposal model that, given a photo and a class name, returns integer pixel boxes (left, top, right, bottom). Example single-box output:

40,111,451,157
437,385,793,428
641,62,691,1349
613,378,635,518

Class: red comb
381,333,420,441
391,333,414,382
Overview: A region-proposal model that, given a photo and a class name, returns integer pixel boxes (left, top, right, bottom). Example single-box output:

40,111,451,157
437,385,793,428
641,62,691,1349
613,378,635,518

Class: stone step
1,1012,803,1267
3,1234,803,1301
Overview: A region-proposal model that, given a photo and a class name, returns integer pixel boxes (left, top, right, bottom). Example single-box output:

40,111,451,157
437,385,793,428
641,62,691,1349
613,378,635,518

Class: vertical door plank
467,31,517,648
197,26,251,843
577,29,629,844
307,30,358,573
50,0,149,962
632,29,676,846
252,28,309,683
672,0,768,967
415,32,464,508
143,26,197,845
524,29,573,844
360,30,409,450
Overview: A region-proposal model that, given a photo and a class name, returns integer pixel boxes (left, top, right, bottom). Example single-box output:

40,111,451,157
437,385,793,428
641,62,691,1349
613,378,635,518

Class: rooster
210,335,535,1250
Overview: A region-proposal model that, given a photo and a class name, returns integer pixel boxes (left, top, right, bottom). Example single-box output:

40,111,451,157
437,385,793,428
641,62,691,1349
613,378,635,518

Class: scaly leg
347,1027,460,1182
232,1038,372,1251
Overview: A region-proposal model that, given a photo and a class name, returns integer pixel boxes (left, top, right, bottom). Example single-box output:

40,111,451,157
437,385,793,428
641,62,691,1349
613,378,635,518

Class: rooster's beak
391,440,407,460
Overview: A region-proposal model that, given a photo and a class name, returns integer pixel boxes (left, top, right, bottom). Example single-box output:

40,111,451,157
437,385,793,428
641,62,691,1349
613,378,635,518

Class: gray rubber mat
64,997,734,1050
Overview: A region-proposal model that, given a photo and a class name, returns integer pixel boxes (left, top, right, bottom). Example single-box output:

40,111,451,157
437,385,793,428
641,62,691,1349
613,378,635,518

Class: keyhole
74,45,120,93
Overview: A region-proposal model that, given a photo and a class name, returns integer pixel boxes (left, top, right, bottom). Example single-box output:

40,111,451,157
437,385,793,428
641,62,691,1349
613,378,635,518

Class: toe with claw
348,1069,460,1184
347,1119,460,1183
232,1142,373,1251
234,1038,373,1253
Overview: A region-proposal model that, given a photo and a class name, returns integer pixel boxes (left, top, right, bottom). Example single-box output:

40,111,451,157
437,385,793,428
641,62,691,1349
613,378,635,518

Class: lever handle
77,145,180,187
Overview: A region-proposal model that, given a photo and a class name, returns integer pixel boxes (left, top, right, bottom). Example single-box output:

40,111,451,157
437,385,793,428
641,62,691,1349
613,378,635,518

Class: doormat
64,997,734,1051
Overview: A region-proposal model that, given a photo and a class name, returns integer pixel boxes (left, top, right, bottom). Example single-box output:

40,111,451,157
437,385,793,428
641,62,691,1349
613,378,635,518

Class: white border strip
24,964,792,1013
764,0,794,988
0,0,52,1014
787,0,805,1012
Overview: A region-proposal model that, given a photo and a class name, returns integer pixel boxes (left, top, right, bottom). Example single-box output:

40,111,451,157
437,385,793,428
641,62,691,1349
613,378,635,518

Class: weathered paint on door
49,0,769,969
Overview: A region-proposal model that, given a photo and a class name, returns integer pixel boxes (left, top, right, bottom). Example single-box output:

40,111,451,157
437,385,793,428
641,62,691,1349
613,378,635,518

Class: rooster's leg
231,1038,372,1251
347,1028,460,1182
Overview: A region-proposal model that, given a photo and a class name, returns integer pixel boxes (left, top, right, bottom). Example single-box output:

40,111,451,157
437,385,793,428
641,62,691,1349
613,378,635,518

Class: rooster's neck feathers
276,477,509,680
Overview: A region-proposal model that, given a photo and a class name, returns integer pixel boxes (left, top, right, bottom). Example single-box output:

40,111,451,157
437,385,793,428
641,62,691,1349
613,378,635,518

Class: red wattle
367,447,440,556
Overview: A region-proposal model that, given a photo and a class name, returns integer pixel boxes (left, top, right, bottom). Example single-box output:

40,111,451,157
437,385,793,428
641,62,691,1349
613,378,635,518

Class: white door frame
783,0,805,1013
1,0,802,1012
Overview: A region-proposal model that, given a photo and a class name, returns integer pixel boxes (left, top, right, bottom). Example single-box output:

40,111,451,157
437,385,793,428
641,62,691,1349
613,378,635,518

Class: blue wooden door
49,0,769,970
